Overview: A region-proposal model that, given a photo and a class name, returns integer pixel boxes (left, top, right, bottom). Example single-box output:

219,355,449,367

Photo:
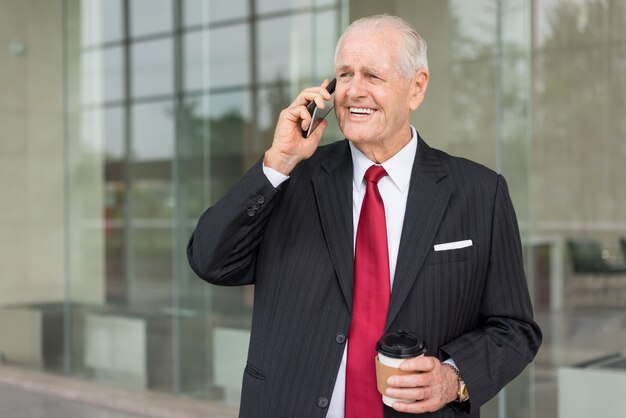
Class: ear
409,70,429,111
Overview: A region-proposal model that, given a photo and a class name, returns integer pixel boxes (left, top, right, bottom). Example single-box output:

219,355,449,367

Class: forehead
335,28,401,74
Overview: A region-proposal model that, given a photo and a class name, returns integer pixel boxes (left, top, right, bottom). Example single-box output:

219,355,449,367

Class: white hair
334,14,429,78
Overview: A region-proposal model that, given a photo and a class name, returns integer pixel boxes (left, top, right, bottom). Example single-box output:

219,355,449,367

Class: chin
341,127,373,143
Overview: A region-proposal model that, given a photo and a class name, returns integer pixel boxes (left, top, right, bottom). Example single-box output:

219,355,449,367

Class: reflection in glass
130,225,174,309
104,212,127,304
103,106,125,160
258,0,311,14
58,0,345,407
258,15,313,83
450,0,497,60
313,10,339,79
208,92,250,198
130,0,173,38
183,0,248,26
210,25,250,89
80,0,123,46
80,106,125,158
183,31,207,92
184,25,250,91
131,39,174,98
131,101,175,162
256,85,290,133
81,47,125,105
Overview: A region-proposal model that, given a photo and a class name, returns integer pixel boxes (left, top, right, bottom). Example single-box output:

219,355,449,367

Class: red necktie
345,165,390,418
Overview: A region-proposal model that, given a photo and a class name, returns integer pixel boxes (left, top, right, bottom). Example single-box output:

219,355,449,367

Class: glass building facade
0,0,625,417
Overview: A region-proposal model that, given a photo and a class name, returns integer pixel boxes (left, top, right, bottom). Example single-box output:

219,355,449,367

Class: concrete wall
0,0,104,306
0,0,65,305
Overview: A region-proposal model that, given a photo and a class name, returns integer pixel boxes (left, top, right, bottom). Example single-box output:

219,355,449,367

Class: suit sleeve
187,159,283,286
441,174,542,412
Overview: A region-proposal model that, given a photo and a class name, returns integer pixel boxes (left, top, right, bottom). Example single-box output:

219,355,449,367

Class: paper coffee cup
375,330,427,407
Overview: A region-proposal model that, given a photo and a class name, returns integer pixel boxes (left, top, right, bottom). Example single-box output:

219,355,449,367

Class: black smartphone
302,78,336,138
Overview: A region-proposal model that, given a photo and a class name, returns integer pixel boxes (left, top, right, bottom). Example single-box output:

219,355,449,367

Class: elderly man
188,14,541,418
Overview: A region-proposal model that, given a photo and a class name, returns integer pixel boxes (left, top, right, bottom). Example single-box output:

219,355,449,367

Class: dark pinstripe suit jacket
187,136,542,418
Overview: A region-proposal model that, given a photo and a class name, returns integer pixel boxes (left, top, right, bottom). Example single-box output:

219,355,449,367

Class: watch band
441,362,469,402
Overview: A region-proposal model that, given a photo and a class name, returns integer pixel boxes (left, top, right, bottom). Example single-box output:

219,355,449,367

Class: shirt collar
349,126,418,193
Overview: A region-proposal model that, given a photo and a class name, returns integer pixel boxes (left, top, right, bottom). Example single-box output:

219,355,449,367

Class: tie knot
364,165,387,184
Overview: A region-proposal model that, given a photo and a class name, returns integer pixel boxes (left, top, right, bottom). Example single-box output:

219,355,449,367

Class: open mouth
349,107,376,116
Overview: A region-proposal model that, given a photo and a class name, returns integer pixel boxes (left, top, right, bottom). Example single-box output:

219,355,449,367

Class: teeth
350,107,374,115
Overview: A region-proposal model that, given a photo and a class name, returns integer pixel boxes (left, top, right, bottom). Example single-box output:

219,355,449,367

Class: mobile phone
302,78,336,138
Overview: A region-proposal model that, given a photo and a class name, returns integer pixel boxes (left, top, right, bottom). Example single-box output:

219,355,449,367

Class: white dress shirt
326,128,417,418
263,127,457,417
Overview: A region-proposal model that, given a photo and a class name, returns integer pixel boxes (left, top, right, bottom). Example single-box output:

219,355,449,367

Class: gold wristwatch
442,363,469,402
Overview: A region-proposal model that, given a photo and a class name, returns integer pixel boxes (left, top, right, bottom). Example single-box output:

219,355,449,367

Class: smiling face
334,26,428,161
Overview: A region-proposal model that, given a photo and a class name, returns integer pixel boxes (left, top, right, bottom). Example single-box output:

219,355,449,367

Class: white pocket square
433,240,473,251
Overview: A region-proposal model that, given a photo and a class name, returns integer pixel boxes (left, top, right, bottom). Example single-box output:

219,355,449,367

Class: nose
345,74,367,99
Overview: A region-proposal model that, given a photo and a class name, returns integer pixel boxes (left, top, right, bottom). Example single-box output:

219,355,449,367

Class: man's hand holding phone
264,79,335,176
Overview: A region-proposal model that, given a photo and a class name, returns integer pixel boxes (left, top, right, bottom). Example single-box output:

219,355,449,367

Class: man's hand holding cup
376,331,460,414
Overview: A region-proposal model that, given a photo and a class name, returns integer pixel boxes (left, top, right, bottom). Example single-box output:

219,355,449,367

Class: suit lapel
386,138,451,329
312,141,355,312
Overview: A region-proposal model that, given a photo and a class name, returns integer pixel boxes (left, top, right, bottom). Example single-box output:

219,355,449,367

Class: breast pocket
426,246,474,265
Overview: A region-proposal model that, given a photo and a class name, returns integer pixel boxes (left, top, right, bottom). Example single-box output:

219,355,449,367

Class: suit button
256,195,265,204
317,397,329,408
247,209,256,217
251,202,260,210
335,333,346,344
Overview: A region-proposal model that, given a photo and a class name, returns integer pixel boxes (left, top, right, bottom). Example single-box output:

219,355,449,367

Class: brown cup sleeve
375,356,413,395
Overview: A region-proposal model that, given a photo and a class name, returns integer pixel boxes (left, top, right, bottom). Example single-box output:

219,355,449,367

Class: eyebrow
335,64,384,77
336,64,352,72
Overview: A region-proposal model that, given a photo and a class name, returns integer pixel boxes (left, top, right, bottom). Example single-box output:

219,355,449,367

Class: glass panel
129,223,174,309
208,25,250,89
258,0,311,14
257,14,313,84
183,30,208,91
313,9,340,79
315,0,338,6
130,0,173,38
80,0,124,46
80,46,124,105
208,91,251,199
498,1,534,417
256,85,289,135
174,95,211,396
445,0,498,169
102,106,125,160
131,38,174,98
183,0,248,26
59,0,343,410
131,101,175,163
531,1,626,417
184,24,250,92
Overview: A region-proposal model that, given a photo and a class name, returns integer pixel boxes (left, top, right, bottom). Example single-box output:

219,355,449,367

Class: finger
296,83,332,109
298,106,313,132
283,105,312,132
399,355,438,372
387,373,429,388
385,386,429,402
318,78,333,100
392,398,441,414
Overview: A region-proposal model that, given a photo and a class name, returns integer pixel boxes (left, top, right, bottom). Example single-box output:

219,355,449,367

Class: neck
353,127,413,163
